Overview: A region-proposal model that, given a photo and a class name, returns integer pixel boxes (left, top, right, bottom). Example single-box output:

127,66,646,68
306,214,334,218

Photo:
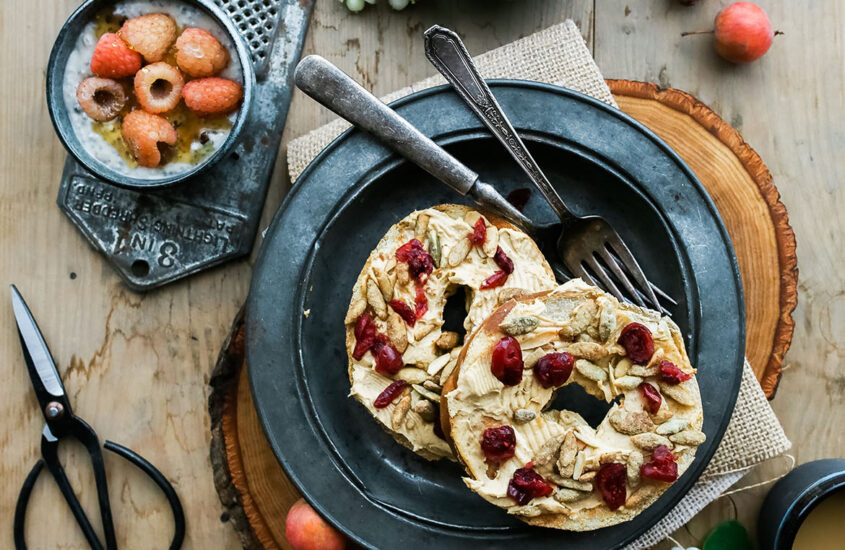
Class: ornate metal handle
424,25,576,226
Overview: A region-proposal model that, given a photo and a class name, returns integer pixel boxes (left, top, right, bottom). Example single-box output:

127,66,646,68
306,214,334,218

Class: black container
758,458,845,549
46,0,255,189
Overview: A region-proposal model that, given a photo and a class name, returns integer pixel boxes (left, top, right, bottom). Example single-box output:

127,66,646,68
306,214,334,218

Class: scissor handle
13,427,184,549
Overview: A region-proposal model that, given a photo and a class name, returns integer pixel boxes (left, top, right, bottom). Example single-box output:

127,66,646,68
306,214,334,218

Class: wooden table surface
1,0,842,548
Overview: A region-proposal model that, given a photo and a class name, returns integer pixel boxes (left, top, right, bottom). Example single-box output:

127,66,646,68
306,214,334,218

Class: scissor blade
10,285,64,400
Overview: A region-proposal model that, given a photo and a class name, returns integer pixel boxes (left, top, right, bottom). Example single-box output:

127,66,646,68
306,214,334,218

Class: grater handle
294,55,478,196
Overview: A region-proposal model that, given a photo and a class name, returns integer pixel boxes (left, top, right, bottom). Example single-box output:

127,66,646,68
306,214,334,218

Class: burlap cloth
286,20,791,549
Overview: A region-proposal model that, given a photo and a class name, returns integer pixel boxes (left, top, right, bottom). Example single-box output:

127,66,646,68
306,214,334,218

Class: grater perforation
214,0,283,78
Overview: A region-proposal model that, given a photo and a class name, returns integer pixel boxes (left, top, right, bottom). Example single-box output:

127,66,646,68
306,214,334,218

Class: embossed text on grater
214,0,283,79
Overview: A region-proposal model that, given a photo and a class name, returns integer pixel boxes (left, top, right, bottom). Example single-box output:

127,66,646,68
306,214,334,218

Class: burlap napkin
287,20,791,548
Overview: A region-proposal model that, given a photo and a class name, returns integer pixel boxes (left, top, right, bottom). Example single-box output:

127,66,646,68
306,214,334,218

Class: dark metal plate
246,81,745,549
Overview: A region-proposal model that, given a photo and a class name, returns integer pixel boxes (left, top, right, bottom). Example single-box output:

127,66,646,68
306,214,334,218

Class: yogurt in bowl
47,0,254,188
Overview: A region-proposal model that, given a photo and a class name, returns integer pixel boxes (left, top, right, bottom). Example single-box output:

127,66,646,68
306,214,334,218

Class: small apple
285,498,347,550
714,2,774,63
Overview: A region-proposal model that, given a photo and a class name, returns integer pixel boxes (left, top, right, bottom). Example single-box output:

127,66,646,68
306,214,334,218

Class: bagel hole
547,384,620,430
440,285,469,343
150,78,173,99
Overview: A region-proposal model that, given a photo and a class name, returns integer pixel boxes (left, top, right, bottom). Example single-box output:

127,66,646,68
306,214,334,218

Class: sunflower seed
422,380,442,393
598,301,617,342
509,504,542,517
375,269,394,302
557,478,593,492
514,409,536,423
627,450,643,487
427,353,452,376
448,238,471,266
575,359,608,382
669,430,706,446
497,288,527,305
435,331,460,350
391,394,411,428
609,409,654,435
614,357,632,378
413,399,436,422
396,367,428,385
426,230,442,268
567,342,607,361
366,278,387,319
574,426,603,448
412,384,442,403
396,262,411,285
652,407,674,423
483,225,499,257
414,213,430,240
344,295,367,325
535,434,566,468
414,321,436,340
578,471,597,482
660,383,696,406
614,375,643,390
387,311,408,353
599,451,627,465
572,451,586,479
631,433,673,451
500,315,540,336
556,431,578,477
628,364,660,377
553,488,585,503
655,417,689,435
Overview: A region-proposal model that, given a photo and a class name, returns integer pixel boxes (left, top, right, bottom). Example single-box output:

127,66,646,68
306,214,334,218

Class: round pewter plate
246,81,745,549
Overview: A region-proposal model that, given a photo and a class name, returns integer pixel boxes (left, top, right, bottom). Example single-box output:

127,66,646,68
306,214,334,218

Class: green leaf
702,520,753,550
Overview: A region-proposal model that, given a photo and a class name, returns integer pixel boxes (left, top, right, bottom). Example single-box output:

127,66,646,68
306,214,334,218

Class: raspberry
175,27,230,77
395,239,434,281
481,426,516,462
182,77,243,117
373,380,408,409
118,13,177,63
90,33,142,78
133,62,184,114
597,462,627,510
120,110,176,168
640,445,679,482
76,77,126,121
533,352,574,388
468,217,486,246
638,382,662,414
491,336,523,386
507,466,553,505
617,322,655,364
658,360,692,385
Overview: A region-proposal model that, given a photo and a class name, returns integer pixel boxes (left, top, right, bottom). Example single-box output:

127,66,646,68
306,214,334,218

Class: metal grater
57,0,313,291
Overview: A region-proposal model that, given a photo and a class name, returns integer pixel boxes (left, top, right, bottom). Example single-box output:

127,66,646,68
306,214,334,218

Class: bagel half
442,279,705,529
344,204,557,460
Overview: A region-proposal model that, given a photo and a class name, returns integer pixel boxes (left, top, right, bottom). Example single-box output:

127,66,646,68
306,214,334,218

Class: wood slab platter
208,80,797,549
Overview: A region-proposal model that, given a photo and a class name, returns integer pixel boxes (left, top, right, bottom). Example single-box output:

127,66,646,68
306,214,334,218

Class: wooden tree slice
208,81,797,549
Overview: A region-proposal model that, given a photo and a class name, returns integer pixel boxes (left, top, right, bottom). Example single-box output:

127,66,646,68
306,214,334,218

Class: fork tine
596,247,645,307
605,237,660,310
569,261,602,289
582,256,629,306
607,249,678,307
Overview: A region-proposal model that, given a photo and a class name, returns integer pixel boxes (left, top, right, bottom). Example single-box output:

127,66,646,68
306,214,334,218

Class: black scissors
11,285,185,550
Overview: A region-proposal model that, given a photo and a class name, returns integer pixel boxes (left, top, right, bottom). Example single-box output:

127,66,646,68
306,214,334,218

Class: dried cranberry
481,426,516,462
374,343,403,375
352,312,377,360
389,299,416,327
533,352,574,388
480,270,509,290
640,445,679,482
373,380,408,408
658,360,692,385
506,188,531,212
617,322,655,364
596,462,627,511
469,217,487,246
414,283,428,319
395,239,434,281
491,336,523,386
638,382,662,414
507,466,553,505
493,246,514,274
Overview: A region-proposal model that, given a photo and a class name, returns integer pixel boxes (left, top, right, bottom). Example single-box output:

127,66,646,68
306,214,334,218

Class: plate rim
246,80,745,549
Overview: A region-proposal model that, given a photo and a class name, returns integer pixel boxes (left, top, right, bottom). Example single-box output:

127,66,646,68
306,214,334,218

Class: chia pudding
62,0,244,179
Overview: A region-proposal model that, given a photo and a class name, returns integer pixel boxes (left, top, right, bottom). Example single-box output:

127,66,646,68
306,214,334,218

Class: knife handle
294,55,478,196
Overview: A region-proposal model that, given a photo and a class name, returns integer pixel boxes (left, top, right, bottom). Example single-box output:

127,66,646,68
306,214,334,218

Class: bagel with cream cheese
441,279,705,529
344,204,557,460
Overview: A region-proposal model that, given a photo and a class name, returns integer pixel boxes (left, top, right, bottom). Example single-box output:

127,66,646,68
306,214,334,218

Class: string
719,454,796,497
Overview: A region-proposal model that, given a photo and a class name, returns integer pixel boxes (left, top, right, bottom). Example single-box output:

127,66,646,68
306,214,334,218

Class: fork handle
424,26,578,227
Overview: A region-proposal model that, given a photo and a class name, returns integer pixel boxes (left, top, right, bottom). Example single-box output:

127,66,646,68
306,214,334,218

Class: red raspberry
533,352,574,388
597,462,627,510
490,336,523,386
182,77,243,117
120,110,176,168
617,322,655,364
640,445,679,482
481,426,516,463
638,382,662,414
90,33,142,78
133,62,184,114
373,380,408,409
658,360,692,385
118,13,177,63
468,217,486,246
507,466,553,505
76,77,126,121
175,27,230,77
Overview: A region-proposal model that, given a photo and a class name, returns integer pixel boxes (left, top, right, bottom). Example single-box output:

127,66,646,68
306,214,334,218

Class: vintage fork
294,55,674,312
423,25,664,310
